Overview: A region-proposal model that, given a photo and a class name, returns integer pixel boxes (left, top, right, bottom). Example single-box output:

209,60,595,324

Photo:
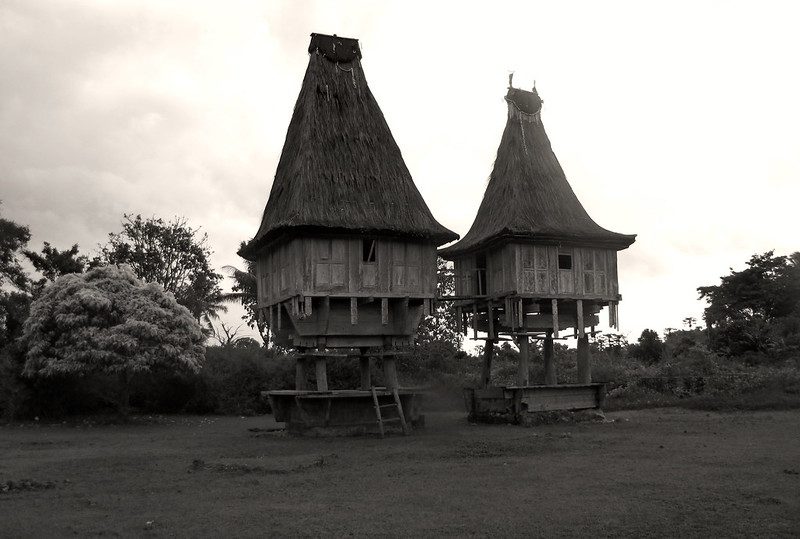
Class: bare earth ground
2,408,799,537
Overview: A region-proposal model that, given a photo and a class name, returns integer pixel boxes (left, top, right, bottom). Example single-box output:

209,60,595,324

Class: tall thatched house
239,33,456,434
441,82,635,419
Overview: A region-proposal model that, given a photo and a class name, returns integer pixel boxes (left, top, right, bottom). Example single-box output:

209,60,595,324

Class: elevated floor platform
268,389,425,436
464,384,606,425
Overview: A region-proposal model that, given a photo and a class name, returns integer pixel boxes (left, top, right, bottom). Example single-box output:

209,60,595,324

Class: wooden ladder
370,387,409,438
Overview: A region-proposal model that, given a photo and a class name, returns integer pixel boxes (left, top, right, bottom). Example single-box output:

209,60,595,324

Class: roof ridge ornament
505,95,541,124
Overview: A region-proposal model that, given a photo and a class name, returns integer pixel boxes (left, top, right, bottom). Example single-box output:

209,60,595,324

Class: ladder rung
379,404,397,409
381,417,402,423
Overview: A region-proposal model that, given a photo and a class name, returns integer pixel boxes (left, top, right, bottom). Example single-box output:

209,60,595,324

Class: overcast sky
3,1,799,343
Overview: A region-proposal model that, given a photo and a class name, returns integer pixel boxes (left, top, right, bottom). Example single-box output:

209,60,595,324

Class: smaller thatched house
441,82,635,398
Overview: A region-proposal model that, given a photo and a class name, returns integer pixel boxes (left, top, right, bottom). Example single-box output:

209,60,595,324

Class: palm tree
220,259,268,346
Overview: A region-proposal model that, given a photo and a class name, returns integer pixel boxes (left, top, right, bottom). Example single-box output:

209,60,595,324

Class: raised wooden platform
268,389,425,436
464,384,606,424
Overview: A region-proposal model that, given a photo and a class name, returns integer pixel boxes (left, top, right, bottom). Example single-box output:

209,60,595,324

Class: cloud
2,0,800,341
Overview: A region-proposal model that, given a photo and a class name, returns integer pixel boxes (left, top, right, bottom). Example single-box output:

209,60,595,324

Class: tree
0,207,33,347
0,205,31,290
0,291,31,348
233,337,261,349
210,321,244,347
417,257,463,349
22,265,204,416
629,329,664,364
97,214,224,327
592,332,629,357
23,242,88,295
220,249,267,345
698,251,800,357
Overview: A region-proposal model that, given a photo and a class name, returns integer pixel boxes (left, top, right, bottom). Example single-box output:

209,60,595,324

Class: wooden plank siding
449,243,620,302
254,236,437,309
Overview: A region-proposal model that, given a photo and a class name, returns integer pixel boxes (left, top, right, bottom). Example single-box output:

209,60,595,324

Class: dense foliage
97,214,224,326
0,206,32,348
1,203,799,420
221,247,265,344
22,265,204,414
0,214,31,291
628,329,664,364
417,257,462,349
24,242,89,295
698,251,800,359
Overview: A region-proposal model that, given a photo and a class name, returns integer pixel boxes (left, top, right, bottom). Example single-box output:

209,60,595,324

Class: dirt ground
1,408,799,537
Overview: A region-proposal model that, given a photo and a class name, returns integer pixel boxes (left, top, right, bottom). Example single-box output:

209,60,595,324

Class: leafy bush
21,265,205,416
628,329,664,364
1,343,117,420
182,346,293,415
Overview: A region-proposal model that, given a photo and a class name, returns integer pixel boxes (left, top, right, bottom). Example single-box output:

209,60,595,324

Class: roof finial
533,80,536,90
508,72,514,89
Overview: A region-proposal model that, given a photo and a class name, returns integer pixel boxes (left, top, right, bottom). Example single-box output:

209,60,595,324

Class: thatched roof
240,33,457,259
439,87,636,258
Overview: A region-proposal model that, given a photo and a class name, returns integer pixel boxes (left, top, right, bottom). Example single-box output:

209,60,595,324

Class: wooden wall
453,244,619,300
254,236,437,308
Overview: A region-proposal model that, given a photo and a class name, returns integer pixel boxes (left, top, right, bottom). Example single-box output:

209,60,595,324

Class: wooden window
583,251,595,271
279,244,291,292
594,251,607,294
557,248,574,293
392,243,405,288
521,245,535,291
457,258,474,295
314,238,346,289
491,249,503,294
362,239,376,263
362,239,377,288
521,245,550,293
390,242,421,292
581,248,609,295
319,239,331,260
406,244,421,288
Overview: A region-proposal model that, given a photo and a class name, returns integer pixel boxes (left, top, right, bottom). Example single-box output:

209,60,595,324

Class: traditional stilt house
439,82,635,420
239,33,457,434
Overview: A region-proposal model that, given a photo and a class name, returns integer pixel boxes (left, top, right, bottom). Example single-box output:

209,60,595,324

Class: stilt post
481,339,495,388
577,334,591,384
359,347,371,390
517,335,530,386
543,330,557,385
382,352,399,390
315,355,328,391
295,350,307,390
551,298,559,334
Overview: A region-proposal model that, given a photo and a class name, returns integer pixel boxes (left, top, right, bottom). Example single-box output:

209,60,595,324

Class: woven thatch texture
241,34,457,259
439,87,635,258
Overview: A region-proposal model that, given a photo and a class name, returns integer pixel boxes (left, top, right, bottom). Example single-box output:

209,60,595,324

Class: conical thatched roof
240,33,457,259
439,86,635,258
